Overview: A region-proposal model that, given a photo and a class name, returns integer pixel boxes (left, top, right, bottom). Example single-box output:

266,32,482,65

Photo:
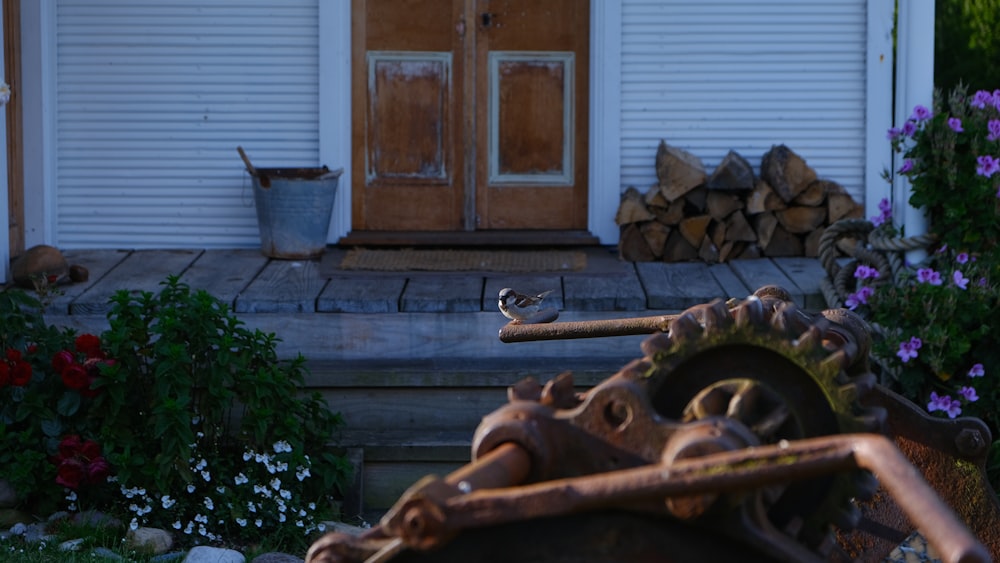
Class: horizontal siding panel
55,0,321,248
619,0,868,206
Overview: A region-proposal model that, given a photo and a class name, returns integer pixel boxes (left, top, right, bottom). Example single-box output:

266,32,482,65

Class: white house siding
619,1,869,205
53,0,320,248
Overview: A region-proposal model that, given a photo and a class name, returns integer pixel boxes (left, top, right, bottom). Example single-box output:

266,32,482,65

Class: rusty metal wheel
638,287,885,554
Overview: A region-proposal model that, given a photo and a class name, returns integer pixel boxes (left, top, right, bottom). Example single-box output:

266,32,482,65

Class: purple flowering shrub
887,85,1000,255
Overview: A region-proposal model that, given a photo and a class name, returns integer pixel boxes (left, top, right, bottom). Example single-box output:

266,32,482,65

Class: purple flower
853,265,880,280
886,127,903,140
898,159,914,174
910,105,932,121
909,336,922,350
928,392,962,418
902,120,918,136
916,268,942,285
959,386,979,402
989,119,1000,142
897,338,920,363
971,90,994,109
952,270,969,290
878,198,891,213
977,155,1000,178
956,252,969,264
968,363,985,378
995,89,1000,110
845,286,875,310
947,117,964,132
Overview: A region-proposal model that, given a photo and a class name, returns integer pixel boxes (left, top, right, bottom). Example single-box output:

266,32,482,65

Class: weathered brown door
351,0,588,234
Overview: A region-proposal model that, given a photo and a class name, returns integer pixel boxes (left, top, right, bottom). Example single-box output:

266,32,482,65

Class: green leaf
40,417,63,438
56,391,81,417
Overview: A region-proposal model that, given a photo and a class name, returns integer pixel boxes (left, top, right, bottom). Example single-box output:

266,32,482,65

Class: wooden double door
351,0,589,234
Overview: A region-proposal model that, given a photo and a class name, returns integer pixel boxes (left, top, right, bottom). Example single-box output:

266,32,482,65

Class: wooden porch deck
34,246,832,516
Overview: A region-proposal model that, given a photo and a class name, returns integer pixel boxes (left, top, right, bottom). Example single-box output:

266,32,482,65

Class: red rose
80,440,101,460
0,363,9,387
79,374,100,398
11,361,31,387
61,364,88,390
27,344,38,355
74,334,104,359
86,457,111,483
55,458,85,489
5,348,21,362
58,435,83,460
52,350,74,373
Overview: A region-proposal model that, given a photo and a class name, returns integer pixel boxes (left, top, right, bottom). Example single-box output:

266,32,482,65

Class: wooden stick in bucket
236,146,270,188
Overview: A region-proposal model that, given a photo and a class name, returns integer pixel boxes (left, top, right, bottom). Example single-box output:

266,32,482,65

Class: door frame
319,0,621,245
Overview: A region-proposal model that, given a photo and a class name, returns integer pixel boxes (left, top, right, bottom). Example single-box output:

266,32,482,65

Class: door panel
352,0,588,233
475,0,589,230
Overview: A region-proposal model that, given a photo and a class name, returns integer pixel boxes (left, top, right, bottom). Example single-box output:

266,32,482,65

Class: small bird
498,288,554,323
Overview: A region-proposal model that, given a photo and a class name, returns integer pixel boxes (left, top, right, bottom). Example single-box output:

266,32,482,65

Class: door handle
481,12,493,27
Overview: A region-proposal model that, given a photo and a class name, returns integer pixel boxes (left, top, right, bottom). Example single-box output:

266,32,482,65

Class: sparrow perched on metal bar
498,288,554,323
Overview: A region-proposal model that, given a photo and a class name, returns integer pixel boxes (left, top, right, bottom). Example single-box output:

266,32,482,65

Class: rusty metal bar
444,442,532,492
394,434,989,563
499,314,680,342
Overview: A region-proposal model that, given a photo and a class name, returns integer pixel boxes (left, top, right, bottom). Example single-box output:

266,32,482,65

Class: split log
725,211,757,242
679,215,712,248
752,212,778,249
663,230,699,262
706,150,755,191
709,221,727,248
640,221,670,258
793,179,830,207
645,186,669,208
718,241,738,263
684,186,708,213
698,238,720,264
651,201,686,225
762,225,803,257
746,180,787,215
735,243,762,260
775,206,827,234
615,187,655,225
826,182,864,223
618,223,656,261
706,192,744,221
760,145,817,202
804,227,826,257
656,141,706,202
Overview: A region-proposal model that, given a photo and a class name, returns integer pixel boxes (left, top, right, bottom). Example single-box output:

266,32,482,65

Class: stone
183,546,245,563
127,526,174,554
151,552,188,562
59,538,86,551
0,480,19,508
251,553,305,563
74,509,122,529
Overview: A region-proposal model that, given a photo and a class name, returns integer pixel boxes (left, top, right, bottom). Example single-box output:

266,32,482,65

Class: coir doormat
339,249,587,272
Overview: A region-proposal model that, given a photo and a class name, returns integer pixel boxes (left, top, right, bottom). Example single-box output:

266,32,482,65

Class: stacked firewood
616,141,864,263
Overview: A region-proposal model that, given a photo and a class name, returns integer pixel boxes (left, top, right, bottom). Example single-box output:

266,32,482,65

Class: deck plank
707,263,754,301
179,249,269,307
563,268,645,311
771,257,828,310
727,259,806,307
234,259,327,313
47,249,132,315
317,276,406,313
635,262,727,310
401,276,483,313
69,249,203,315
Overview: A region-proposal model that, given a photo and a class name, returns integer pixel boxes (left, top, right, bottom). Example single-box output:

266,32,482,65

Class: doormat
339,249,587,272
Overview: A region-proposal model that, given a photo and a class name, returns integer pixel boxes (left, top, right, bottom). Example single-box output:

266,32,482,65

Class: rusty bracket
499,313,680,342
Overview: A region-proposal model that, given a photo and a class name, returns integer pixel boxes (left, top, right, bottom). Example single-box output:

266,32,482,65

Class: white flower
187,484,196,494
196,431,204,439
195,458,207,471
308,502,316,510
247,502,257,513
296,520,304,528
299,509,307,517
204,497,215,511
279,513,286,523
161,495,176,509
236,518,247,527
276,461,288,473
255,453,268,464
273,440,292,453
198,525,207,536
201,470,211,482
296,467,311,481
279,489,292,500
172,521,182,530
184,522,194,535
255,519,263,528
129,519,139,531
67,504,77,511
243,450,253,462
195,513,208,524
318,523,327,532
216,486,226,494
66,491,78,502
270,478,282,491
234,473,249,486
192,416,201,425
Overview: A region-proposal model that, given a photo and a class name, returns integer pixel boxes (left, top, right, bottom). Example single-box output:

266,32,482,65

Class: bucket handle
236,146,271,188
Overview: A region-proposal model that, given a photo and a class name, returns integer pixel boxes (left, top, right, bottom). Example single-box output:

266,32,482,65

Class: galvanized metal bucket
250,166,343,259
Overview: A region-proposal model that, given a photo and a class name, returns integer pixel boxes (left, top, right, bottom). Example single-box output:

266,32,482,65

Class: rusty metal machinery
307,286,999,563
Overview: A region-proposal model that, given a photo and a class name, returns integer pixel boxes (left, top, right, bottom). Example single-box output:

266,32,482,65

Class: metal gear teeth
667,311,704,343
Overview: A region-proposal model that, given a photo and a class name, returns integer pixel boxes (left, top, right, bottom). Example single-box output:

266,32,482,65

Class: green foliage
92,276,351,548
936,0,1000,92
889,84,1000,255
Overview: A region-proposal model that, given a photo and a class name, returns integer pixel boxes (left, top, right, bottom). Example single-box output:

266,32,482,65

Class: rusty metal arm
499,314,680,342
382,435,989,563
